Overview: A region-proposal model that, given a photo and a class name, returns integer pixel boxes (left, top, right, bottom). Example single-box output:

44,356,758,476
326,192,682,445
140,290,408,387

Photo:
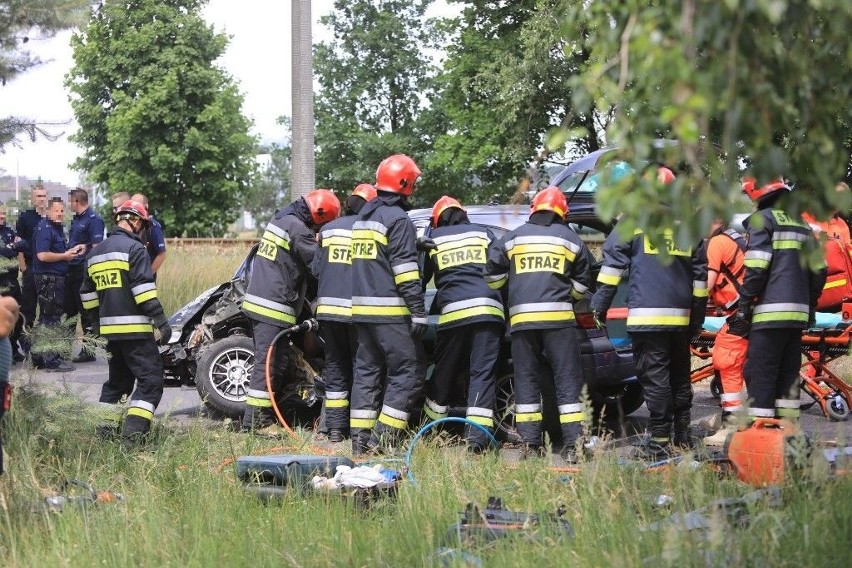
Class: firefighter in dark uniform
65,188,105,363
0,204,27,360
15,184,48,354
485,187,591,462
312,183,377,442
241,189,341,433
591,168,708,459
735,177,826,422
79,200,171,443
422,196,505,452
350,154,427,455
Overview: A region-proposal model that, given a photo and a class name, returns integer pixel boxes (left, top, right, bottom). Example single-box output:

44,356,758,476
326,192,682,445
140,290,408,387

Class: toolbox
237,455,355,490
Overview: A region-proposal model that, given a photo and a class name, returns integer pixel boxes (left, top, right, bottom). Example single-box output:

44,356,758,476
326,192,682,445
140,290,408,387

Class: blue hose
404,417,498,484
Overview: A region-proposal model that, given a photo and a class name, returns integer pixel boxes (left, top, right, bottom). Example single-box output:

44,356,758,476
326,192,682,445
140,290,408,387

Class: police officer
0,204,26,360
485,187,591,462
591,168,708,459
350,154,427,455
33,198,84,372
312,184,377,443
131,194,167,276
735,177,826,423
15,184,48,353
241,190,341,433
80,200,171,444
422,196,505,453
66,188,105,363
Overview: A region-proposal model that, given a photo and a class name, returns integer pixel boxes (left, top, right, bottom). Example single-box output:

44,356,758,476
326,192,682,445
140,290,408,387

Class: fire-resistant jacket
740,207,826,329
484,220,590,332
242,200,318,327
79,227,166,340
422,222,505,330
591,225,708,331
312,213,357,323
351,194,426,324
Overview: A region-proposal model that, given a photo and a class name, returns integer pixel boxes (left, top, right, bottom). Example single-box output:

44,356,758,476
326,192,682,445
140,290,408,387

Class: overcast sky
0,0,342,187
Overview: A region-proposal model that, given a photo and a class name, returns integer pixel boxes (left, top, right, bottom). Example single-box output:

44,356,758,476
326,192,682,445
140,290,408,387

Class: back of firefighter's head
530,186,568,223
115,199,149,234
374,154,421,197
346,183,377,215
741,177,790,209
431,195,467,228
303,189,341,228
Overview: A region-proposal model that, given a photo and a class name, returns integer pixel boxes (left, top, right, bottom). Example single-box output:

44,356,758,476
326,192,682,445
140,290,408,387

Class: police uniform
80,226,167,437
422,220,504,448
0,223,25,355
240,200,318,430
485,217,591,453
312,212,360,437
740,207,826,421
592,225,708,450
15,208,42,349
350,194,427,449
143,216,167,278
66,206,105,348
33,217,72,369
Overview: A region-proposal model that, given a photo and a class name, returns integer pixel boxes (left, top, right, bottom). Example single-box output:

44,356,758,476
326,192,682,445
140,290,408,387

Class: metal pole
291,0,315,201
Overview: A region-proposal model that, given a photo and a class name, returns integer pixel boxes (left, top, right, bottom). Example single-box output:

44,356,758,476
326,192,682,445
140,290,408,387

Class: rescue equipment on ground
724,418,808,487
43,479,124,512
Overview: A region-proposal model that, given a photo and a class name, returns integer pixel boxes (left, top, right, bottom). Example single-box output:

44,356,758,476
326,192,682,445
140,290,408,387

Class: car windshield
557,160,635,194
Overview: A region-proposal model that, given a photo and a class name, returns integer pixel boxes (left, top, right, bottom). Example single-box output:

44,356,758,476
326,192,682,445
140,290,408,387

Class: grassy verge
0,383,850,567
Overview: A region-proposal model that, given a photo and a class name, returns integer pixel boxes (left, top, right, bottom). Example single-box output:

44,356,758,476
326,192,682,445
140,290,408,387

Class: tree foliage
67,0,256,237
561,0,852,247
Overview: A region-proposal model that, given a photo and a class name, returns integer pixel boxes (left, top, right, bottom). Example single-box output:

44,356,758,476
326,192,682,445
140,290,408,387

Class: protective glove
688,323,703,341
415,236,437,252
592,309,606,329
410,316,428,339
728,303,753,338
152,314,172,344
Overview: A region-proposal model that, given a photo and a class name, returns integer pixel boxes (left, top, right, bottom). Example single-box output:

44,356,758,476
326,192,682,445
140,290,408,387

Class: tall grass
156,244,252,315
0,383,850,567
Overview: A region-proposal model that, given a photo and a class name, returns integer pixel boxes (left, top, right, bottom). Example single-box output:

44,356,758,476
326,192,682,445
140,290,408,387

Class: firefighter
701,220,749,446
80,200,171,444
241,189,341,433
485,187,591,462
735,177,826,423
312,183,378,443
591,168,708,459
350,154,427,455
422,196,505,453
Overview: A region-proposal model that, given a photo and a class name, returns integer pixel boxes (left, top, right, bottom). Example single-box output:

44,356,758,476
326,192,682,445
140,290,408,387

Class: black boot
673,418,694,450
241,405,274,432
328,429,345,443
121,415,151,448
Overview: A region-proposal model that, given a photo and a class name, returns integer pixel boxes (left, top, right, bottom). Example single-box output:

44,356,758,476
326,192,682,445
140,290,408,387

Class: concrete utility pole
291,0,315,201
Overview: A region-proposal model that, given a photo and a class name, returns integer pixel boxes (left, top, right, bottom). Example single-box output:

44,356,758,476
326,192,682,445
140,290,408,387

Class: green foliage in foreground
1,385,850,567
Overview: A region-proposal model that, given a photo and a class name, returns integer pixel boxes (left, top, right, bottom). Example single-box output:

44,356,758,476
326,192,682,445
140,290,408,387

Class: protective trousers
744,328,801,421
425,322,502,446
19,264,36,352
65,265,97,354
712,322,747,415
630,331,693,444
242,320,289,430
33,273,65,369
511,327,585,450
320,321,358,432
350,322,426,446
100,337,164,437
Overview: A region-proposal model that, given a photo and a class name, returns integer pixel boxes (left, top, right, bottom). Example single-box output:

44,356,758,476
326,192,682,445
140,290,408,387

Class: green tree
561,0,852,247
0,0,89,149
67,0,257,237
244,118,292,233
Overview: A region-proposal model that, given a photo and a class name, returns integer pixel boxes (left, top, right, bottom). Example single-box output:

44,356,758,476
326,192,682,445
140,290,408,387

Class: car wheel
494,370,523,444
196,334,254,419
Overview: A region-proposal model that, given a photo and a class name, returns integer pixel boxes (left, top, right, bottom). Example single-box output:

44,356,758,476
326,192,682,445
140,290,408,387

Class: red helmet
530,186,568,219
375,154,421,196
431,195,464,227
657,167,676,185
741,177,790,202
303,189,341,225
115,199,149,222
351,183,377,202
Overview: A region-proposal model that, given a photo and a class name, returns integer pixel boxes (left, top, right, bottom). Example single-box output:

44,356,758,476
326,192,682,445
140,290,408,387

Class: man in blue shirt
33,198,84,372
0,204,27,361
65,188,105,363
15,184,48,353
131,194,167,276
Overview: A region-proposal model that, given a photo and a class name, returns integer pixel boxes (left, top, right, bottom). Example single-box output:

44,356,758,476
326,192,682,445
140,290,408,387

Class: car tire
196,334,254,419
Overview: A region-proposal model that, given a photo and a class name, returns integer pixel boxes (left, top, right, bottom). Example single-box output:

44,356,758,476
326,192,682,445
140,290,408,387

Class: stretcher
689,313,852,421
